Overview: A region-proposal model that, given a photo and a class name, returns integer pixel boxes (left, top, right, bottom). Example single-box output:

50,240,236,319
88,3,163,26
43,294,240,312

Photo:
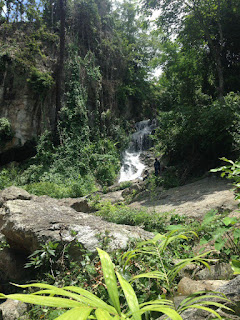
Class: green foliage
230,260,240,275
23,178,94,198
27,68,54,94
0,233,232,320
0,164,20,190
25,241,59,270
153,93,240,181
186,209,240,262
94,203,173,233
0,117,13,146
211,157,240,200
123,231,209,294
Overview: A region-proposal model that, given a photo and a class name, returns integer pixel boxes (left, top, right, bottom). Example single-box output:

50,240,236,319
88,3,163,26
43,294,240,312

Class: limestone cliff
0,23,57,165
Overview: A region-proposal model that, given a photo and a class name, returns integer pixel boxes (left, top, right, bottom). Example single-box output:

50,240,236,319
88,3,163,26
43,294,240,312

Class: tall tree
143,0,240,98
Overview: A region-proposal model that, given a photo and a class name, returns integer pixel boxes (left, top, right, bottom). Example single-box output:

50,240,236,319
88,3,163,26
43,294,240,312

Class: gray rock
122,183,143,198
159,276,240,320
196,262,234,280
0,300,27,320
58,197,95,213
0,248,27,282
0,187,32,201
177,277,229,296
218,275,240,301
0,188,152,254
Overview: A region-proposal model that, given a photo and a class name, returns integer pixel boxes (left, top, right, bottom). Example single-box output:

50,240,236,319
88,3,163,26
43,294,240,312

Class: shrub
27,68,54,94
95,203,179,233
0,117,13,146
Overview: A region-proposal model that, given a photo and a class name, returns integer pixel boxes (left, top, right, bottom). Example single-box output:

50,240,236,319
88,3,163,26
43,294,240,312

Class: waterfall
118,119,155,183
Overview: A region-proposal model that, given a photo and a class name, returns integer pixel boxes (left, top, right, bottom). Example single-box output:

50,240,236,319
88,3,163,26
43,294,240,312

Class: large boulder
0,187,152,254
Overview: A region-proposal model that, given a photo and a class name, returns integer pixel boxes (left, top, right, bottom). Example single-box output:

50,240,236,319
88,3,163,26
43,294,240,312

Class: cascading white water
119,120,155,183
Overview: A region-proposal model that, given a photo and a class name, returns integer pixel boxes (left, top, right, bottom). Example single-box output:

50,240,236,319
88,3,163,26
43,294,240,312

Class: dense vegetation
0,1,240,319
0,0,240,191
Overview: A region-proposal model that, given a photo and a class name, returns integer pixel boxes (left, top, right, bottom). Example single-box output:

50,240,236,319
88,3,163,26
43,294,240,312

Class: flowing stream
119,120,155,183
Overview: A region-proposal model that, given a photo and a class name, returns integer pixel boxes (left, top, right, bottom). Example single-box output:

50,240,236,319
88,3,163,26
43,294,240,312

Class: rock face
178,276,240,320
0,187,152,254
195,262,234,280
0,299,27,320
0,56,56,165
177,277,229,296
130,176,239,219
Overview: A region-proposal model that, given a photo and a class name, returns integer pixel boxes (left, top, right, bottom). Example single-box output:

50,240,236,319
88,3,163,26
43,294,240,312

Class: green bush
0,165,20,190
154,92,240,180
0,117,13,146
23,175,96,199
27,68,54,94
95,203,176,233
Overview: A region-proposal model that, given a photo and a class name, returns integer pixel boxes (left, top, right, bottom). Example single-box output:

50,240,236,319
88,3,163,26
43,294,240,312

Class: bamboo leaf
116,272,141,320
139,299,174,307
180,300,233,314
55,307,92,319
131,271,165,281
178,292,231,310
63,286,117,314
0,293,82,308
180,304,223,319
95,308,116,320
140,306,183,320
97,248,121,315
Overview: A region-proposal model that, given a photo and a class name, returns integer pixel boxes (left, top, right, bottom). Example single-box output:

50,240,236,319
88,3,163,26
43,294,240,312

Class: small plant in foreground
195,209,240,262
211,157,240,201
0,231,233,320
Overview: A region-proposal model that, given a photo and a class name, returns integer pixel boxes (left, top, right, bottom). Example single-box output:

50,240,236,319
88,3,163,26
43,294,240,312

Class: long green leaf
116,272,141,320
180,304,222,319
140,306,183,320
180,301,233,314
131,271,165,281
97,248,121,315
55,307,92,319
0,293,82,308
139,299,174,308
15,283,97,307
63,286,117,314
32,289,92,304
95,308,116,320
178,292,231,310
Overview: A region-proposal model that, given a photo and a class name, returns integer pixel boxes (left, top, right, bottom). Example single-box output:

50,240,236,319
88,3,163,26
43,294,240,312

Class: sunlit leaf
116,272,141,320
97,248,121,315
55,307,92,319
230,260,240,275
